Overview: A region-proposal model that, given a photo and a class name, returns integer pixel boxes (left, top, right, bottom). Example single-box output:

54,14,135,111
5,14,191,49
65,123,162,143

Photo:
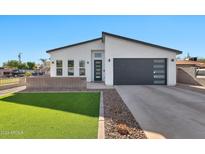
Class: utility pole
18,52,22,63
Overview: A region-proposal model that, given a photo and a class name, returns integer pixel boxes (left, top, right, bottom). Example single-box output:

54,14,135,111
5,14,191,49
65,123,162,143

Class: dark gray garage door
113,58,167,85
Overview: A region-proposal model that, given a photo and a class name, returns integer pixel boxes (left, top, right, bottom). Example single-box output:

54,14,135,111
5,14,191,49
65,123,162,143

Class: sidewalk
0,86,26,96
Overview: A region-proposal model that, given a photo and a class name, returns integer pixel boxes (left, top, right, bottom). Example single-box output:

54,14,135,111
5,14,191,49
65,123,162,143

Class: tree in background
39,58,47,66
18,52,22,63
184,52,191,60
18,63,28,69
26,62,36,70
3,60,19,69
3,60,36,70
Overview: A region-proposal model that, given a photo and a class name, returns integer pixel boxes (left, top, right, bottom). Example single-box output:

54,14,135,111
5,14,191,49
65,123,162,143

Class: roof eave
102,32,183,54
46,37,102,53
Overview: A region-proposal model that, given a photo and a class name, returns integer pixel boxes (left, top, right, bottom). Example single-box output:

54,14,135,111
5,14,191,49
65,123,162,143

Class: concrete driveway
115,85,205,139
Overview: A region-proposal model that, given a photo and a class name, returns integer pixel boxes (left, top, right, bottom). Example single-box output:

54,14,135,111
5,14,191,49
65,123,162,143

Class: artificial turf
0,92,100,139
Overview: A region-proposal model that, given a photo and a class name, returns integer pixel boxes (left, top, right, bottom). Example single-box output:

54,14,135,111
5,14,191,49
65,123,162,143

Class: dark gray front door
113,58,167,85
94,60,102,81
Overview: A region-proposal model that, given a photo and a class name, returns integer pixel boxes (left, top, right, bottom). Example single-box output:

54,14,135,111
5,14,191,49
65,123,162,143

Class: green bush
25,72,32,77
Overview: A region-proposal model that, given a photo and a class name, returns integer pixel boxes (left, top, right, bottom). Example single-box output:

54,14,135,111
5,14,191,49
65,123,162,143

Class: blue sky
0,15,205,66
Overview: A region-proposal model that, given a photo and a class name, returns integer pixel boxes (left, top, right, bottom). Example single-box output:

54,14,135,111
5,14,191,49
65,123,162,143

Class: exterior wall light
171,59,175,62
108,58,111,62
87,61,89,64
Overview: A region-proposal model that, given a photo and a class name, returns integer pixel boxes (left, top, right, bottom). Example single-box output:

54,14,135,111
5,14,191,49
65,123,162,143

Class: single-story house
0,68,13,78
46,32,182,86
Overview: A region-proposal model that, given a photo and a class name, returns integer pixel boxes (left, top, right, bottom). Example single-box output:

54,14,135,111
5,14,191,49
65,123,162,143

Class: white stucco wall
48,35,178,86
104,35,177,86
48,39,104,82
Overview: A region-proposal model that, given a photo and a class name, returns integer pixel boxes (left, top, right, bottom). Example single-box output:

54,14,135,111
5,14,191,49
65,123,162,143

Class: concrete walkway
0,86,26,96
116,85,205,139
87,82,114,89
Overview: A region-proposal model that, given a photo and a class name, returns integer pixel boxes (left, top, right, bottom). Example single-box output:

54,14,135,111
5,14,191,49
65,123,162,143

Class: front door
94,60,102,81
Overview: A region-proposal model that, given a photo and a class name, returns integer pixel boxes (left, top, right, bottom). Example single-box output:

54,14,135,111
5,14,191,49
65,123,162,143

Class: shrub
25,72,32,77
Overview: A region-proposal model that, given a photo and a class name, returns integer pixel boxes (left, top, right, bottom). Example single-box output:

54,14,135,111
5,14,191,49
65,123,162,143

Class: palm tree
39,58,47,65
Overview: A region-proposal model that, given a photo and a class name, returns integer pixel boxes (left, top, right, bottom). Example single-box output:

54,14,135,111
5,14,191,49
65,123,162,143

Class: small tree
25,72,32,77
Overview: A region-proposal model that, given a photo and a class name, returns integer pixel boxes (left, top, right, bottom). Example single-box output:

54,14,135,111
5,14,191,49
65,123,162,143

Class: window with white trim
56,60,62,76
68,60,74,76
94,53,102,58
79,60,86,76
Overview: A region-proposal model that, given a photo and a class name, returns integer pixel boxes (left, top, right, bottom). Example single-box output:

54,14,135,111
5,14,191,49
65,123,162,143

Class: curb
98,91,105,139
144,131,166,139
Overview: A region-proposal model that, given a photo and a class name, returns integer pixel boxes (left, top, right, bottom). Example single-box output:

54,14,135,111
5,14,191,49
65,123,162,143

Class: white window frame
79,60,86,76
56,60,63,76
94,52,102,58
68,60,74,76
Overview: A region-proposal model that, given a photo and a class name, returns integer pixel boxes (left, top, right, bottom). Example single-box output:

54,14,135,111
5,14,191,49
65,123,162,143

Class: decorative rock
103,89,147,139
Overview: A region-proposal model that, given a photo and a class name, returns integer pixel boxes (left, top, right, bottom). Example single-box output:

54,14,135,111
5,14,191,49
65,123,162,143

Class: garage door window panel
154,75,165,79
153,70,165,74
153,64,165,69
154,80,165,85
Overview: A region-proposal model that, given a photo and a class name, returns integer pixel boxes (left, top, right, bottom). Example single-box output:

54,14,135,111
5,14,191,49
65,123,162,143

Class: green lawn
0,92,100,139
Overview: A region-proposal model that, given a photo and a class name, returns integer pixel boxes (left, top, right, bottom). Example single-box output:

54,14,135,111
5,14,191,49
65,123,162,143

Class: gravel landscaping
103,89,147,139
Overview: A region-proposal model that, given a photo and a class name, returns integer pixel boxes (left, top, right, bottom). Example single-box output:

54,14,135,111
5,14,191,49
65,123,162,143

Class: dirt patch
103,89,147,139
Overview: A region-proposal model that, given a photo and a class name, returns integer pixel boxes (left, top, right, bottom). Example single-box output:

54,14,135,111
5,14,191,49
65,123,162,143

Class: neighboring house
47,32,182,86
176,60,205,86
35,61,50,76
0,68,13,78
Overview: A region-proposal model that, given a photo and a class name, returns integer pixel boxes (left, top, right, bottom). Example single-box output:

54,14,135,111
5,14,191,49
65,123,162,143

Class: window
79,60,86,76
56,60,62,76
68,60,74,76
94,53,102,58
56,60,62,67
